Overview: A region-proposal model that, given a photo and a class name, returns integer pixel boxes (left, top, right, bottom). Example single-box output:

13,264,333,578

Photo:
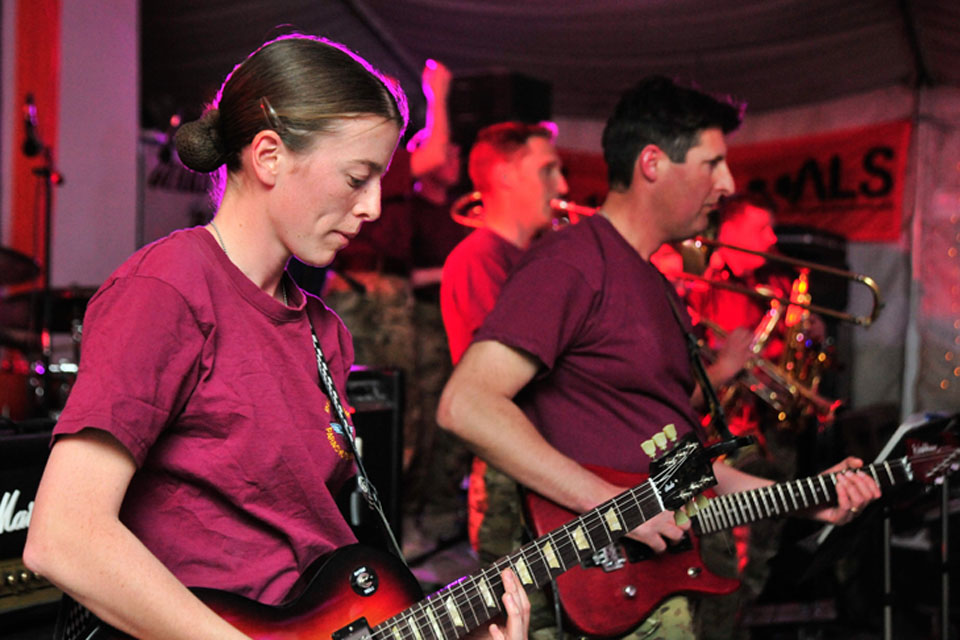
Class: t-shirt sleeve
475,256,596,370
53,276,205,465
441,246,504,364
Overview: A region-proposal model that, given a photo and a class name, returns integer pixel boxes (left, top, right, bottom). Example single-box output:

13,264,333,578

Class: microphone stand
26,128,65,417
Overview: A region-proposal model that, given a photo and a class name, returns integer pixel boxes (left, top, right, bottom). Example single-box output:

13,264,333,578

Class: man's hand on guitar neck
589,477,691,553
806,456,882,525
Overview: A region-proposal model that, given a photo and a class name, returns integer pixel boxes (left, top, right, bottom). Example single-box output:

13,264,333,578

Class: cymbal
0,287,97,333
0,326,41,353
0,247,40,285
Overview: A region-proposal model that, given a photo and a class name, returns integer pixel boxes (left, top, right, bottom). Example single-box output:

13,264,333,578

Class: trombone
450,191,597,229
677,237,884,328
451,193,883,327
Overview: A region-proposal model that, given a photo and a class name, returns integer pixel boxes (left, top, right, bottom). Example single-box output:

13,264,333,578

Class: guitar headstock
646,425,717,511
906,439,960,485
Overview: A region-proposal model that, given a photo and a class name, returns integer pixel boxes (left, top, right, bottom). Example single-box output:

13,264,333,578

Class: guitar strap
656,274,735,442
308,319,407,565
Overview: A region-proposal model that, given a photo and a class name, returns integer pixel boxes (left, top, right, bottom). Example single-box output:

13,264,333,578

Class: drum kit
0,246,92,423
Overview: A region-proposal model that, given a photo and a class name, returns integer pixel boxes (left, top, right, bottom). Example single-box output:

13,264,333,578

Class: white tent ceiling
141,0,960,129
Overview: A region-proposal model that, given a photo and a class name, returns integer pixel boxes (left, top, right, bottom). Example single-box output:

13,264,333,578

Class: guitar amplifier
0,428,61,618
342,366,405,549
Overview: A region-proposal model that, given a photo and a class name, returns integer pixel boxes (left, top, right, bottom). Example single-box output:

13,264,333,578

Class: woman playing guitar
23,34,529,640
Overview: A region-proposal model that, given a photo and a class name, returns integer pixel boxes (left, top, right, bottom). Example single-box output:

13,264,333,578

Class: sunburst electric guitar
523,439,960,638
61,428,716,640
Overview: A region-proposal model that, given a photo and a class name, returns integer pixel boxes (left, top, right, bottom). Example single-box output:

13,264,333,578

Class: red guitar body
523,465,739,638
88,545,424,639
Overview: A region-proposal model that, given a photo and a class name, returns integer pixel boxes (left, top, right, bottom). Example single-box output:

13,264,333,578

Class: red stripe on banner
727,120,912,243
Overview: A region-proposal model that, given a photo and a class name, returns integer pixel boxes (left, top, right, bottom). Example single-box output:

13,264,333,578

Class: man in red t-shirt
440,121,568,565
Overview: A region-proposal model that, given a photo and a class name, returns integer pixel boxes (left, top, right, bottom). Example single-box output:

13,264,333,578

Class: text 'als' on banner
728,120,912,243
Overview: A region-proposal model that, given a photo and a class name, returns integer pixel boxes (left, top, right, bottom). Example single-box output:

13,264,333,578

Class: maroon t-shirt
54,227,357,604
441,228,524,364
476,215,702,474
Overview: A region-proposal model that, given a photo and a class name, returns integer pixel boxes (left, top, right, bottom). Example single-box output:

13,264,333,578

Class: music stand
813,411,959,640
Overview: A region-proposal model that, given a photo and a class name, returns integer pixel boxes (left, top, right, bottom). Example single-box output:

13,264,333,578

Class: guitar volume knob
623,585,637,599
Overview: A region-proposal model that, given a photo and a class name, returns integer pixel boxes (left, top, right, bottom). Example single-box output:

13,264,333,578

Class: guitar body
86,545,423,640
62,431,724,640
523,465,739,638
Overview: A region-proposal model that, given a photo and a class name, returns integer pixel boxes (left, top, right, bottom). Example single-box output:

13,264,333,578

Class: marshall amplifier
0,427,61,617
340,366,404,549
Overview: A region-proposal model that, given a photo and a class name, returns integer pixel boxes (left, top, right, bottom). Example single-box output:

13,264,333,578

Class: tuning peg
675,510,690,527
685,499,699,517
652,432,668,450
641,439,657,458
663,423,677,442
696,495,709,509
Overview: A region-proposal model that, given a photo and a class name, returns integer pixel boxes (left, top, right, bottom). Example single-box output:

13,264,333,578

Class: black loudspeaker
773,224,849,312
341,366,404,549
449,72,553,152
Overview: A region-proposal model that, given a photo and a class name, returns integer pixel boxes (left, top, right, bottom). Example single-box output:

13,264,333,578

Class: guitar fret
775,483,789,512
882,461,896,485
552,527,583,571
741,492,756,522
698,503,717,533
795,479,809,508
455,576,482,631
406,611,424,640
817,474,830,500
733,493,749,524
749,489,763,520
722,494,740,527
718,495,734,529
758,486,772,516
476,573,498,610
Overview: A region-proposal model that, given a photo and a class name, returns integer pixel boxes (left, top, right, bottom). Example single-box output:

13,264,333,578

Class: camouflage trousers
324,270,417,448
325,273,471,533
696,428,799,640
472,461,698,640
404,298,472,525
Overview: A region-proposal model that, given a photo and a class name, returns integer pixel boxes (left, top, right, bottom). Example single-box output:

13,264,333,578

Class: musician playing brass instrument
684,192,836,638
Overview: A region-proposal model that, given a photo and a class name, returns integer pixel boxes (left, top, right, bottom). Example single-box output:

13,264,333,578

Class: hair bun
175,109,227,172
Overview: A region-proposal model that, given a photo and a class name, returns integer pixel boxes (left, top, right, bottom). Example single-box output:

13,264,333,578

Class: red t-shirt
441,228,524,364
476,215,702,474
54,227,357,604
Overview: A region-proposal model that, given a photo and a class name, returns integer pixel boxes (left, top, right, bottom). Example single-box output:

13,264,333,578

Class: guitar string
373,494,648,640
373,478,669,640
376,449,955,639
695,457,916,533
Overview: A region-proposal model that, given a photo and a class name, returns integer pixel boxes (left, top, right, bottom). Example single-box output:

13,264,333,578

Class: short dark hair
716,191,778,227
468,121,557,193
602,76,744,190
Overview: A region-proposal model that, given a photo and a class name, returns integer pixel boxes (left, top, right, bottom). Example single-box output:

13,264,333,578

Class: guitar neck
692,456,909,535
372,480,664,640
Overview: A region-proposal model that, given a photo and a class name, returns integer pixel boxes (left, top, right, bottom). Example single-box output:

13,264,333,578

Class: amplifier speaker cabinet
340,366,405,550
0,430,61,618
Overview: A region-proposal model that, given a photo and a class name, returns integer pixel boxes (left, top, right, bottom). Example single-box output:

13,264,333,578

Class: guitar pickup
584,535,695,571
584,544,627,572
333,617,373,640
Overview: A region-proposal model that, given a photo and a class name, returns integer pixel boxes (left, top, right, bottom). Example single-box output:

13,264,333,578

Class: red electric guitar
523,440,960,638
61,429,716,640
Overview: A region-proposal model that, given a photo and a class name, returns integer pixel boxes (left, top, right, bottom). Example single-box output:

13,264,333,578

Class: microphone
22,93,44,157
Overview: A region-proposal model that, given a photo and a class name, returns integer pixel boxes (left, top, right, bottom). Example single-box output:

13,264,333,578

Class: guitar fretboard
692,456,910,535
370,435,713,640
370,478,662,640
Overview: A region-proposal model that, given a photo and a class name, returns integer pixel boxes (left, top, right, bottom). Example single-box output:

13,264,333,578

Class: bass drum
0,347,31,420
